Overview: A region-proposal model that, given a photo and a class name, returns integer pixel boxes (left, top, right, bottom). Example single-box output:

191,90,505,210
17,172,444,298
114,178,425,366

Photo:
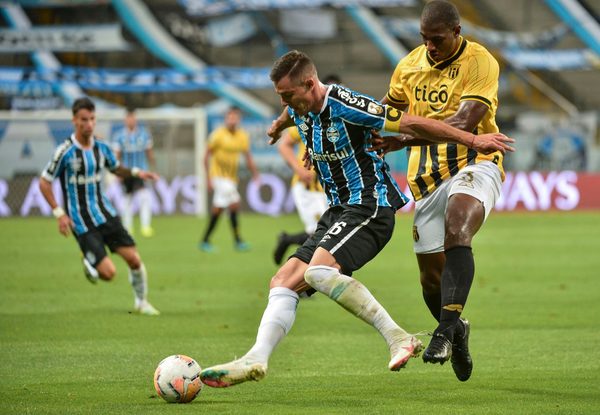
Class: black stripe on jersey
461,95,492,107
93,145,113,219
75,148,94,228
466,148,478,166
446,143,459,176
414,146,429,197
428,145,443,186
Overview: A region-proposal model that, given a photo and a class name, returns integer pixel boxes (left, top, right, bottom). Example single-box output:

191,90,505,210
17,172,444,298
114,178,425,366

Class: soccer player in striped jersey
372,0,510,381
199,50,513,388
111,108,156,238
39,97,160,316
272,74,341,265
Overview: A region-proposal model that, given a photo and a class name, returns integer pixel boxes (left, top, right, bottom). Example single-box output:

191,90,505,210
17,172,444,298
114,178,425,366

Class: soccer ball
153,354,203,403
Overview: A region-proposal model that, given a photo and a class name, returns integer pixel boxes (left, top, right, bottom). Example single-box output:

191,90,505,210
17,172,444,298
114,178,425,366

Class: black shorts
122,177,145,194
292,204,396,276
75,217,135,266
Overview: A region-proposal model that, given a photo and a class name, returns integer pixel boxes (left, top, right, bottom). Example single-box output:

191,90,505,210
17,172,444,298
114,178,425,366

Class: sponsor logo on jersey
337,89,367,108
69,173,103,185
326,126,340,143
367,102,384,115
308,145,351,162
414,84,449,112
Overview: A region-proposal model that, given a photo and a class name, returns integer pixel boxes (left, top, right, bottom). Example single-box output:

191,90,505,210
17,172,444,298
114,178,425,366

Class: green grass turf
0,211,599,414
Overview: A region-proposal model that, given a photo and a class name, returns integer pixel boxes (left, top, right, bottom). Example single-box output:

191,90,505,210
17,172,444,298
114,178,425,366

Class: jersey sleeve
240,131,250,153
460,51,499,108
40,140,69,181
101,142,120,171
330,86,388,130
207,129,220,151
386,58,410,106
111,129,123,152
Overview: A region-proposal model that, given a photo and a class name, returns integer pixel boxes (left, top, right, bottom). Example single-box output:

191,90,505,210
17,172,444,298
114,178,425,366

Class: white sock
305,265,409,351
244,287,299,364
122,194,133,231
139,188,152,229
129,263,148,307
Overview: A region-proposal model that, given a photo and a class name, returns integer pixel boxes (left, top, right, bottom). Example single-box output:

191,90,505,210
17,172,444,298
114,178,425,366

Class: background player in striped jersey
39,97,160,316
199,106,259,253
272,74,341,265
371,0,509,381
199,50,513,388
111,107,156,238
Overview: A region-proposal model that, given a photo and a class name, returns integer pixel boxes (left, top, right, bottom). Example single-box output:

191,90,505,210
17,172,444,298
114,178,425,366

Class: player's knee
304,265,338,287
420,271,441,293
124,253,142,270
99,264,117,281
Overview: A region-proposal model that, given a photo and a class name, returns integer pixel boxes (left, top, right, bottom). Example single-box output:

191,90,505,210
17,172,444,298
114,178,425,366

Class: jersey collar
71,133,95,150
427,36,467,70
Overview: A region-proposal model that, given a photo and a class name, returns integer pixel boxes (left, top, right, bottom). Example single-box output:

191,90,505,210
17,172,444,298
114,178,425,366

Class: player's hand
302,148,313,170
297,168,315,185
368,131,408,157
139,170,159,181
267,121,283,145
57,215,73,237
472,133,516,155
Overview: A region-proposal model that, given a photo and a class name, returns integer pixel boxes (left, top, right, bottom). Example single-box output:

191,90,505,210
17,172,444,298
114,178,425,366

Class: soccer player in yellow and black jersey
199,107,259,252
372,0,512,381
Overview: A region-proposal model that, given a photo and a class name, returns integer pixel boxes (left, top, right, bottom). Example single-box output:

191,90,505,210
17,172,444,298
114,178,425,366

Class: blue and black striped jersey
289,85,408,210
111,125,153,170
41,135,119,236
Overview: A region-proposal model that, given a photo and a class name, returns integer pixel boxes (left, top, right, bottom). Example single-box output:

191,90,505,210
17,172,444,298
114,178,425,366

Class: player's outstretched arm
397,113,515,154
113,166,159,181
267,108,295,145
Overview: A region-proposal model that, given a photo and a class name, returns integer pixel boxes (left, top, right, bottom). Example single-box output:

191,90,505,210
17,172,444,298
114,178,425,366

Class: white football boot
388,335,423,371
200,358,267,388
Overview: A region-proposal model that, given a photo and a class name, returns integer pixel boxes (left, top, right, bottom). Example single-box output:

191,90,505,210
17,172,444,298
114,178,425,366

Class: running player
199,50,514,388
39,97,160,315
111,107,156,237
199,107,259,252
371,0,508,381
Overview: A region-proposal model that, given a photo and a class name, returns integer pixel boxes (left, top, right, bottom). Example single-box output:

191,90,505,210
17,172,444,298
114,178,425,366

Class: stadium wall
1,171,599,218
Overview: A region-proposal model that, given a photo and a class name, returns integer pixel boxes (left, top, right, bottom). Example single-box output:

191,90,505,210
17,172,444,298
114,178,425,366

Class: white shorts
211,177,241,208
291,182,329,234
413,161,502,254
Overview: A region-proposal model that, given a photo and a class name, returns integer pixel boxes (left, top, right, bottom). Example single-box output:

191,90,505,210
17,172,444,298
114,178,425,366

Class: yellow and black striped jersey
386,36,504,200
288,127,324,192
207,126,250,182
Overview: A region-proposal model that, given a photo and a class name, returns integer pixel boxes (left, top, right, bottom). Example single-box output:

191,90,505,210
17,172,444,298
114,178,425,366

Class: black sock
230,211,241,243
438,246,474,341
287,231,310,246
423,290,441,322
202,212,221,243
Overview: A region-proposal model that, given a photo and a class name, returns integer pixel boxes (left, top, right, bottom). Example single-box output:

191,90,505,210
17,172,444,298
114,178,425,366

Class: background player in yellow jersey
272,74,341,265
372,0,509,381
199,107,259,252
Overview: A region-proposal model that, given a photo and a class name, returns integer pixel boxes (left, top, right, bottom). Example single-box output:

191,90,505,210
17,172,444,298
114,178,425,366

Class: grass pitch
0,211,599,414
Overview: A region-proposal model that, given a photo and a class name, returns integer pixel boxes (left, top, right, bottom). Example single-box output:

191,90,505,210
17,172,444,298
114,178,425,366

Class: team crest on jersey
326,126,340,143
367,102,384,115
448,64,460,80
